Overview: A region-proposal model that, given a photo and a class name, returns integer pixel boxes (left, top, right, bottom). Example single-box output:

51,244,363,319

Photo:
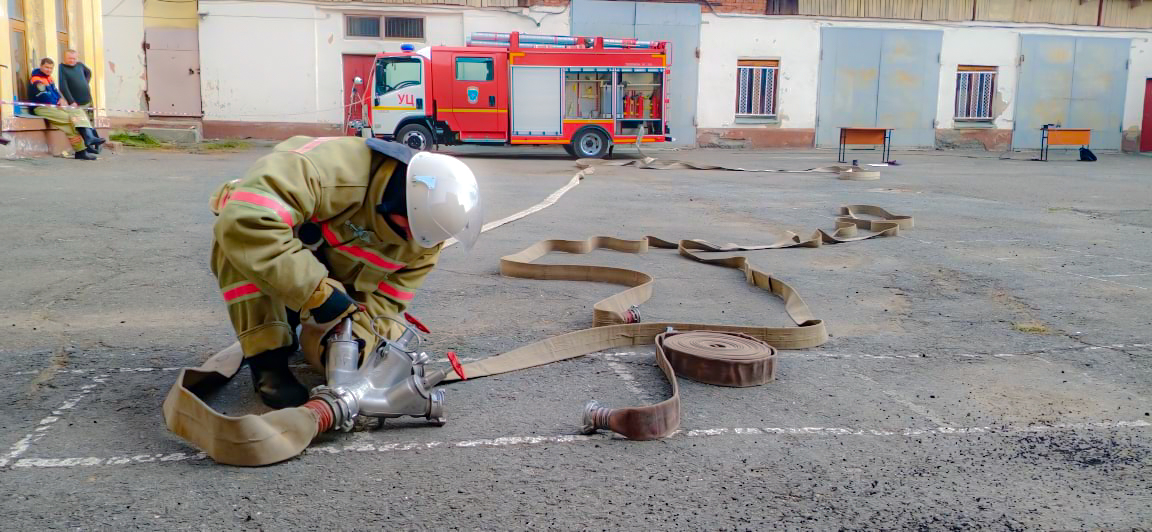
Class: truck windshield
376,57,422,95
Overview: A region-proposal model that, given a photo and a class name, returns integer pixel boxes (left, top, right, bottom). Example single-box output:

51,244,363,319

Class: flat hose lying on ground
578,157,882,180
432,205,914,440
580,126,883,180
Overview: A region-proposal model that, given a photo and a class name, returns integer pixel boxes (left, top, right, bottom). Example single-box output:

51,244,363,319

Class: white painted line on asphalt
1,374,109,468
602,352,658,401
1051,246,1152,267
1061,271,1149,290
11,420,1150,469
1098,273,1152,278
851,371,951,426
994,256,1064,261
901,237,1152,289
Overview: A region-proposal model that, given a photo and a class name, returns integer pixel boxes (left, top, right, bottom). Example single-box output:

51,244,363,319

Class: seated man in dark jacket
29,57,105,160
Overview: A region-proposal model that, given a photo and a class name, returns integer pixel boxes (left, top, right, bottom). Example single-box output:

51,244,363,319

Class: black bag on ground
1079,147,1097,161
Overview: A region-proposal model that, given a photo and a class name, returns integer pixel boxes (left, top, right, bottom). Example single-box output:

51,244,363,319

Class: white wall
697,15,820,129
198,2,320,123
101,0,147,118
462,7,571,38
1123,37,1152,133
700,14,1152,136
199,1,569,125
935,28,1019,130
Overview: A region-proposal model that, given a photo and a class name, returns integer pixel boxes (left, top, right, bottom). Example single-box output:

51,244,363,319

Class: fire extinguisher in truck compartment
352,32,674,159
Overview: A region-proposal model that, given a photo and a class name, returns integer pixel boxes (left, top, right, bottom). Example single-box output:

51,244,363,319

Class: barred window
955,66,996,121
385,17,424,40
736,59,779,118
346,16,381,38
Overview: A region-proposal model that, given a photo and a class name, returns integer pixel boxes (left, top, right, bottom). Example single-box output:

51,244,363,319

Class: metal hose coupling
309,385,359,433
581,400,614,435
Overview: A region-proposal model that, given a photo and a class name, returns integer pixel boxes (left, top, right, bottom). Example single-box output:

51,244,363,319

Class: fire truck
351,32,672,159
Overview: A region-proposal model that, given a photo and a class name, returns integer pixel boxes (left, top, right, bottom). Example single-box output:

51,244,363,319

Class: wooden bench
1039,127,1091,161
838,127,892,164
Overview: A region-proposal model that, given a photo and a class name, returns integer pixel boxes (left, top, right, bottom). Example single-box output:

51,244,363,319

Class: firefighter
209,136,482,408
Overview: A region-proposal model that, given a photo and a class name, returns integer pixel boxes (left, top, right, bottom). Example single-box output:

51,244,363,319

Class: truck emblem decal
467,86,479,104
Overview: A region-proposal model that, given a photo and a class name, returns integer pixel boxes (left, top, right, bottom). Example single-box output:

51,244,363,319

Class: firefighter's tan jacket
210,136,440,332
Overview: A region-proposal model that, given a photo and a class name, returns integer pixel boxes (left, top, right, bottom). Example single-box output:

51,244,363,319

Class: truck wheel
397,124,433,151
572,129,610,159
562,144,576,158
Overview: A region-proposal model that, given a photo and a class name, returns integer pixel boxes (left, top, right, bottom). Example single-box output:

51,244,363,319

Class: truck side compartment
363,32,672,158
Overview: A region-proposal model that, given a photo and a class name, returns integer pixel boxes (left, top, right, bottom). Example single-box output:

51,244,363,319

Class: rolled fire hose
163,205,912,465
582,330,777,440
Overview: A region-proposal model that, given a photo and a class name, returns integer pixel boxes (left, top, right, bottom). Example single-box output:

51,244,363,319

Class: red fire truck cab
355,32,672,158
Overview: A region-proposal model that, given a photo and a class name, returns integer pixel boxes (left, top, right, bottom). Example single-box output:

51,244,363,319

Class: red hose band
304,399,334,433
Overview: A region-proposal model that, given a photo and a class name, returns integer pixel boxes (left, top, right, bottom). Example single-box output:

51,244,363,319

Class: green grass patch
1013,322,1049,334
201,139,249,151
109,131,163,148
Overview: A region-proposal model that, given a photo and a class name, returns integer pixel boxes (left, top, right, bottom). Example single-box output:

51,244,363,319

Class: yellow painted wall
143,0,198,29
1,1,10,115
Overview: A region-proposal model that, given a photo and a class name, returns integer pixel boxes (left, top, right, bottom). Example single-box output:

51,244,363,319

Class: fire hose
163,205,911,465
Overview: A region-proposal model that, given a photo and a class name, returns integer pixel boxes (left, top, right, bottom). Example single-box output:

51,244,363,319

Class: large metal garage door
816,28,942,149
571,0,699,146
1013,35,1129,151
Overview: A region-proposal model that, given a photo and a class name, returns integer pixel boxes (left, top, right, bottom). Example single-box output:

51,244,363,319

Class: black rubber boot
247,347,309,409
74,150,97,160
78,127,106,154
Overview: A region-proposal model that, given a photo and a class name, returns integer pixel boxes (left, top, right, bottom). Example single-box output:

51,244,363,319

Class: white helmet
405,152,483,250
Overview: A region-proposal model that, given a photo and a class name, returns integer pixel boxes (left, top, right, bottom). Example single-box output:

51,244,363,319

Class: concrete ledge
696,128,815,148
1,122,111,158
203,120,344,141
141,127,202,144
935,128,1012,151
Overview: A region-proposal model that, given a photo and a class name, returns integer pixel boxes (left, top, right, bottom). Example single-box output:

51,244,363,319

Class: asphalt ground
0,143,1149,530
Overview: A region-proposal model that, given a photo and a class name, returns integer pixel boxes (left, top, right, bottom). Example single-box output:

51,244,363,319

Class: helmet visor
455,198,483,250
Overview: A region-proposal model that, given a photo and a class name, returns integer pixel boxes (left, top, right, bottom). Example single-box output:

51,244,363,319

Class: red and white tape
3,98,365,118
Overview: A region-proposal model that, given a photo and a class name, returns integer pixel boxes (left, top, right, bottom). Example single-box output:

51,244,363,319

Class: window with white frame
955,66,996,121
345,15,424,40
736,59,779,118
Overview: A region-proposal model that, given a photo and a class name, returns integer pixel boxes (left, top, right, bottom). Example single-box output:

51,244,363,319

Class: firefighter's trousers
211,242,401,361
32,106,91,152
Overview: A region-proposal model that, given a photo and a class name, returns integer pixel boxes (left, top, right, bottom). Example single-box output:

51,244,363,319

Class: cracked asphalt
1,144,1150,530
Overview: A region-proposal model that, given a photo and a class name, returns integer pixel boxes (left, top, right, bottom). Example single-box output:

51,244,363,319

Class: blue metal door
876,30,943,147
572,0,699,146
1013,35,1129,151
817,28,942,148
816,28,882,148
